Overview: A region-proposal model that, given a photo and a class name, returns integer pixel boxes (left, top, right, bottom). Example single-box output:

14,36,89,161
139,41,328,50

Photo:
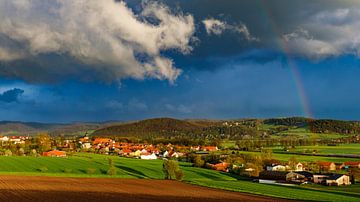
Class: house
341,162,360,169
259,171,289,182
81,142,92,149
259,171,308,184
42,150,66,157
9,136,24,144
120,149,132,156
163,151,183,158
140,153,157,160
317,162,336,171
203,146,218,152
295,162,304,171
326,174,351,186
92,138,114,147
212,162,230,172
130,150,142,157
191,146,200,151
294,171,313,182
0,136,9,142
267,164,287,171
313,174,329,184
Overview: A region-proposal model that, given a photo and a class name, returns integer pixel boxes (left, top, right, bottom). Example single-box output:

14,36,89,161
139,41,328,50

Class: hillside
92,118,219,137
92,117,360,139
0,121,120,136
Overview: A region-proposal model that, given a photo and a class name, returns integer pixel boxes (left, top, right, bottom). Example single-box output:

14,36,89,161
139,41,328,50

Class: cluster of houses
203,160,359,186
0,135,31,144
259,161,360,186
78,137,219,160
258,171,351,186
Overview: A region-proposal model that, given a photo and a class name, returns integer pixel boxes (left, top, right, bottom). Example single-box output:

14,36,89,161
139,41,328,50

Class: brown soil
0,176,293,202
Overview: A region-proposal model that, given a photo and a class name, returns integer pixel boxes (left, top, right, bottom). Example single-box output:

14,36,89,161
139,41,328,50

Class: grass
0,153,358,201
270,144,360,155
232,150,359,163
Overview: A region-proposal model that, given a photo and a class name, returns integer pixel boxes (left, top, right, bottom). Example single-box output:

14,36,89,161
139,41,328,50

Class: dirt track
0,176,292,202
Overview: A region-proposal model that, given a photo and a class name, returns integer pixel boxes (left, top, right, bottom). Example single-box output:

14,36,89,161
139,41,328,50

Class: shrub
107,167,117,176
38,166,48,173
4,150,12,156
175,170,184,181
193,155,205,168
31,149,37,157
163,160,184,181
87,168,97,174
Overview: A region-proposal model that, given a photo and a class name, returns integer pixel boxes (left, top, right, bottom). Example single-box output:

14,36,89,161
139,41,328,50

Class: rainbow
257,1,313,118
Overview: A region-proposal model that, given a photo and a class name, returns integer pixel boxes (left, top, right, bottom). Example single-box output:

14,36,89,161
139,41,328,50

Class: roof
344,161,360,166
294,171,313,178
43,150,66,156
121,149,132,153
259,171,289,180
317,162,334,166
93,138,113,144
327,174,346,180
214,162,229,167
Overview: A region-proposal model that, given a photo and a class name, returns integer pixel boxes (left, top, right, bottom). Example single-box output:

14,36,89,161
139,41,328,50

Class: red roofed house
212,162,230,172
341,162,360,169
120,149,132,156
203,146,218,152
317,162,336,171
42,150,66,157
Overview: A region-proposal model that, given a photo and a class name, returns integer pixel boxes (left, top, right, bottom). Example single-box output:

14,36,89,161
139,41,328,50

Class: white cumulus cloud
202,18,258,41
0,0,196,83
283,8,360,59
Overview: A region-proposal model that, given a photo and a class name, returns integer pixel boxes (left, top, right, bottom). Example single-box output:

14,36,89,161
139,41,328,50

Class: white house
0,136,9,142
295,162,304,171
163,151,183,158
267,165,287,171
326,174,351,186
140,153,157,160
9,137,24,144
81,142,92,149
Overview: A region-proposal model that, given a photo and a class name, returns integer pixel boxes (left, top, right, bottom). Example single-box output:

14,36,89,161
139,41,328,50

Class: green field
271,144,360,155
0,153,359,201
234,151,359,163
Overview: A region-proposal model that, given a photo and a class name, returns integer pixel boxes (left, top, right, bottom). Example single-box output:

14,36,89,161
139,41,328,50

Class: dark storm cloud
158,0,360,59
0,88,24,103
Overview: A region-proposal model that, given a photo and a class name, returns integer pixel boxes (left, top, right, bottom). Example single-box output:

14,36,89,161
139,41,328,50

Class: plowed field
0,176,291,202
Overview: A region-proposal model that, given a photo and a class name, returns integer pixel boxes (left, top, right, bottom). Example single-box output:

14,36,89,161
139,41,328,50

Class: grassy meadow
271,144,360,155
0,153,359,201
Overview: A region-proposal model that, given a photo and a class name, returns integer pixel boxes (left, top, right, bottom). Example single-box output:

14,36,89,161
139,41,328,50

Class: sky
0,0,360,122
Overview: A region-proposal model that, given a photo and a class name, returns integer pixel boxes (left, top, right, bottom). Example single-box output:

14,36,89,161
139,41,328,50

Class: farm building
266,164,287,171
313,174,328,184
294,171,313,182
326,174,351,186
259,171,313,184
42,150,66,157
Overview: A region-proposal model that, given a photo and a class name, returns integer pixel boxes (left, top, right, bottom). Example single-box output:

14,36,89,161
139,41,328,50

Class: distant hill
264,117,360,134
92,118,221,137
0,121,122,136
1,117,359,138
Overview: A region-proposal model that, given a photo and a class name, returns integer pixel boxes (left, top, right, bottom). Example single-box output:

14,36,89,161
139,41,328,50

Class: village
0,134,358,187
